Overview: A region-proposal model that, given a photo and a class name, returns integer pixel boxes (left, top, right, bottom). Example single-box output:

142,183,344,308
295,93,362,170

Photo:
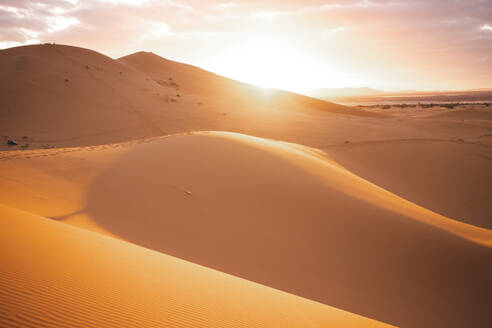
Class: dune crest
249,133,492,247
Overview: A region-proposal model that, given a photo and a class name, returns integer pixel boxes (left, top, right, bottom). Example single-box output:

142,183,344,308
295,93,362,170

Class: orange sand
1,44,492,328
1,132,491,328
0,204,392,328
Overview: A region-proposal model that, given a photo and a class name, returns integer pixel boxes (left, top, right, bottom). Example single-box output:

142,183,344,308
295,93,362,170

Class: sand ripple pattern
0,205,390,328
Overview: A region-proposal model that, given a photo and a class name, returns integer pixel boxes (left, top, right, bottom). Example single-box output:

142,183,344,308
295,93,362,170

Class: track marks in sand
0,137,158,161
0,132,205,161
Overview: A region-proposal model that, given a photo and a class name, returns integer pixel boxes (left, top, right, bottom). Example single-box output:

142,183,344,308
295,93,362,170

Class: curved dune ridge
0,132,490,328
328,139,492,229
220,133,492,246
119,51,365,115
0,204,392,328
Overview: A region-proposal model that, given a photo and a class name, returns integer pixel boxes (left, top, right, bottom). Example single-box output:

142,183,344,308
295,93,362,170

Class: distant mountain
304,87,383,99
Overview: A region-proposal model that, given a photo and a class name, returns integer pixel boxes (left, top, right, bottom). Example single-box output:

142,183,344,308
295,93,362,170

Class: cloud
324,27,346,36
95,0,151,5
46,16,79,32
211,2,237,10
481,24,492,31
143,21,169,39
252,11,280,19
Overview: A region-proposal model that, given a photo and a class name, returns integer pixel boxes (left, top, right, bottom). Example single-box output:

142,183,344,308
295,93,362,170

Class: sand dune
0,204,392,328
329,139,492,228
119,51,363,115
1,132,490,328
3,44,490,229
0,44,357,150
0,44,168,145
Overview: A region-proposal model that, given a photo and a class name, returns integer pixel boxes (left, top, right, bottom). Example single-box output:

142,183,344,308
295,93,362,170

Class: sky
1,0,492,92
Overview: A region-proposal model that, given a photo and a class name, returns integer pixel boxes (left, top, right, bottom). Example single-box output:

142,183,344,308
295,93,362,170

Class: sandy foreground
1,204,393,328
1,44,492,328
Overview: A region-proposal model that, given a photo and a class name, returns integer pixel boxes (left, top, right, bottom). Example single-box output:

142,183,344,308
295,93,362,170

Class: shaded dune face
0,205,392,328
84,133,492,328
0,45,167,143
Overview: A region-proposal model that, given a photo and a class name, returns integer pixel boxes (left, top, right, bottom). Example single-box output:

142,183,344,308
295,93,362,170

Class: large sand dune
1,132,490,328
119,51,362,115
3,44,491,229
0,44,357,150
0,44,168,145
0,204,391,328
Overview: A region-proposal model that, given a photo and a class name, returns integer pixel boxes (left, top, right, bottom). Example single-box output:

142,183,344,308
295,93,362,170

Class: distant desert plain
1,44,492,328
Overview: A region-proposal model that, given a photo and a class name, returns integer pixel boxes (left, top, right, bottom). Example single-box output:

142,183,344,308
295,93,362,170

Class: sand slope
0,132,490,328
0,204,392,328
0,44,170,145
0,44,357,150
119,51,359,115
329,139,492,228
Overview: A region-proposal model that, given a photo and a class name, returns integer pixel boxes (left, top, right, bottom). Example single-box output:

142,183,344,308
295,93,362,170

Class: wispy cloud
211,2,237,10
481,24,492,31
324,26,346,36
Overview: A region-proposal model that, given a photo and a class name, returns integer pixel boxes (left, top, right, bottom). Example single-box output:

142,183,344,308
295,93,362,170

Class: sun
209,40,343,93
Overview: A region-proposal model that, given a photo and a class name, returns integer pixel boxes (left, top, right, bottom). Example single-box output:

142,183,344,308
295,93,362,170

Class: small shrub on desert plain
381,105,391,109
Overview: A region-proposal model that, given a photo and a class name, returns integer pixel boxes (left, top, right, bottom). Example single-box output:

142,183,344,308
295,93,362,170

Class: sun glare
210,40,345,92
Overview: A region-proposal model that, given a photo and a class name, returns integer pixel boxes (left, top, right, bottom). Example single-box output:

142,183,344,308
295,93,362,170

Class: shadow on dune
84,133,492,328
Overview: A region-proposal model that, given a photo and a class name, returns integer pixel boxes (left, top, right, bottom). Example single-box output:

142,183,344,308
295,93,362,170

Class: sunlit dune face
209,40,345,92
